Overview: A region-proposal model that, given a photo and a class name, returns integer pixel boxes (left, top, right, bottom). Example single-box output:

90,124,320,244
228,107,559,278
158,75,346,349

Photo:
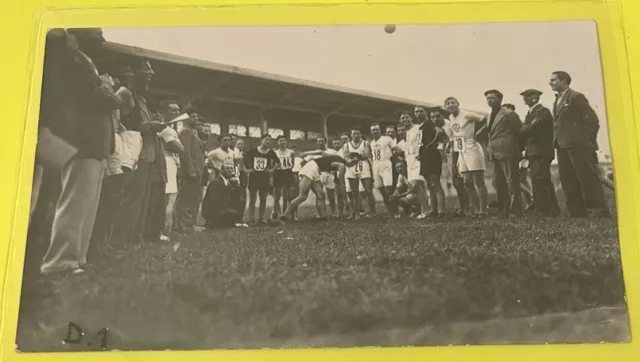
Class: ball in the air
385,24,396,34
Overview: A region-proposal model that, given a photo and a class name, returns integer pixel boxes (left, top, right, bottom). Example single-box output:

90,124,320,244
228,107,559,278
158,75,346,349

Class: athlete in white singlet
444,96,488,216
399,112,430,219
272,136,296,219
431,108,469,216
206,134,237,179
344,127,376,218
369,123,400,215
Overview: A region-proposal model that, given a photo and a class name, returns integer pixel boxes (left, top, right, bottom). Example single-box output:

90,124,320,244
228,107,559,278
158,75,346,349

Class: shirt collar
529,103,542,112
557,88,570,98
221,176,229,186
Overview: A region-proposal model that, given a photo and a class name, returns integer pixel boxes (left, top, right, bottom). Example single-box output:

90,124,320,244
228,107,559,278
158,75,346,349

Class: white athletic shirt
404,125,422,156
448,110,484,142
397,140,407,154
346,140,367,159
275,148,295,171
370,135,397,162
207,147,236,171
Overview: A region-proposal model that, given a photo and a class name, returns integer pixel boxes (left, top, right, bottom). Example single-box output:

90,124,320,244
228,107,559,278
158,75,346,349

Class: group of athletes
206,96,499,225
278,102,467,222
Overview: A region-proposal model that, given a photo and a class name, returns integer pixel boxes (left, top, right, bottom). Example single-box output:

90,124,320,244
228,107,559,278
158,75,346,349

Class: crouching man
389,161,421,218
201,163,246,229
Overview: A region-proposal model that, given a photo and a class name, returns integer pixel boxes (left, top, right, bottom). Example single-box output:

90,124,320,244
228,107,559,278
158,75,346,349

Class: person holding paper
110,60,168,244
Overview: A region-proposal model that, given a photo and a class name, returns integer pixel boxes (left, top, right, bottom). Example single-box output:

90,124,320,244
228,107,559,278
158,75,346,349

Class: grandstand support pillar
260,110,268,135
322,115,329,140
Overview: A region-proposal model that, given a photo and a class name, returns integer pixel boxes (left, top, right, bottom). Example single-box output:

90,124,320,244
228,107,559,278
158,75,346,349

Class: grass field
15,190,628,352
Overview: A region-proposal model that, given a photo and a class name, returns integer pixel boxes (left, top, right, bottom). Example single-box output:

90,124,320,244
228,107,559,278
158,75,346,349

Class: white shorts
372,160,394,188
406,154,425,183
119,130,143,170
457,142,486,173
320,172,336,190
299,161,321,182
346,160,372,180
165,156,178,194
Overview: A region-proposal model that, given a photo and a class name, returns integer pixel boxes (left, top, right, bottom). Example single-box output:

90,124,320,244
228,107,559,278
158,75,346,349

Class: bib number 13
453,136,466,153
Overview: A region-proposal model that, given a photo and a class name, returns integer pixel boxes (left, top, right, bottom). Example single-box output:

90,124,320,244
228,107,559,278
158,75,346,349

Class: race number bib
224,156,234,165
373,147,382,161
452,136,466,153
280,157,293,170
354,161,364,174
253,157,268,171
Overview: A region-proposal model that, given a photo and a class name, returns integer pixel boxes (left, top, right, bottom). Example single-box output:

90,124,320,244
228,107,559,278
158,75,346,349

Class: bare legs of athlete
453,175,470,215
283,177,326,220
326,188,336,217
378,185,395,215
273,186,290,219
336,187,347,217
411,180,430,219
462,170,488,216
426,174,445,215
348,178,376,218
248,188,269,224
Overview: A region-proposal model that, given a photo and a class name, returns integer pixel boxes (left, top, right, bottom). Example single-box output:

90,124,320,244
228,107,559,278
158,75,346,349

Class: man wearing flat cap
519,89,560,216
549,71,608,217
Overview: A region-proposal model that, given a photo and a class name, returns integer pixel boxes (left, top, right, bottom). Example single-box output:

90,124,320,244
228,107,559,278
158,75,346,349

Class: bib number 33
254,158,267,171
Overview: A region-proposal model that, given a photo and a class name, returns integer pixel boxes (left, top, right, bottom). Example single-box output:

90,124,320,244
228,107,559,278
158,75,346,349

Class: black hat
520,89,543,97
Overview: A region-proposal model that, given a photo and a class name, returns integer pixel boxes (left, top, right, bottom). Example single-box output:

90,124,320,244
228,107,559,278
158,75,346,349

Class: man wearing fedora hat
519,88,560,216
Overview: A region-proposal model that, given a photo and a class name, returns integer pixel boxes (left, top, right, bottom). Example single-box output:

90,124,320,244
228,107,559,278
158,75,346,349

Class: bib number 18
374,149,382,161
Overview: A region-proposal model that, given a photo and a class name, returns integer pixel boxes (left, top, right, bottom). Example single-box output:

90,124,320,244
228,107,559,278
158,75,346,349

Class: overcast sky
103,21,610,154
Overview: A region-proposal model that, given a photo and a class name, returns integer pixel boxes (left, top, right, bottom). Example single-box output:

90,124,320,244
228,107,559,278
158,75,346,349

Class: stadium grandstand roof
100,42,482,123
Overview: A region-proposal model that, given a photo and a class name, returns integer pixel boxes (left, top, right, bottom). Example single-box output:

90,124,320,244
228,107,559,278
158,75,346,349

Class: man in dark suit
176,106,206,233
202,163,245,229
519,89,560,216
485,89,523,217
549,71,608,217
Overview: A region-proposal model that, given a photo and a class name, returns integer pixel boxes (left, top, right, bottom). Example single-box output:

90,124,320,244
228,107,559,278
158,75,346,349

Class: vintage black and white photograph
17,20,628,351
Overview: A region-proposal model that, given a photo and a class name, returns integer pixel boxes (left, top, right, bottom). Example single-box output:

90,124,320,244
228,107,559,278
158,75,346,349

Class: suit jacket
520,103,555,160
179,127,206,177
202,177,244,220
553,88,600,150
488,107,522,160
40,29,117,160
